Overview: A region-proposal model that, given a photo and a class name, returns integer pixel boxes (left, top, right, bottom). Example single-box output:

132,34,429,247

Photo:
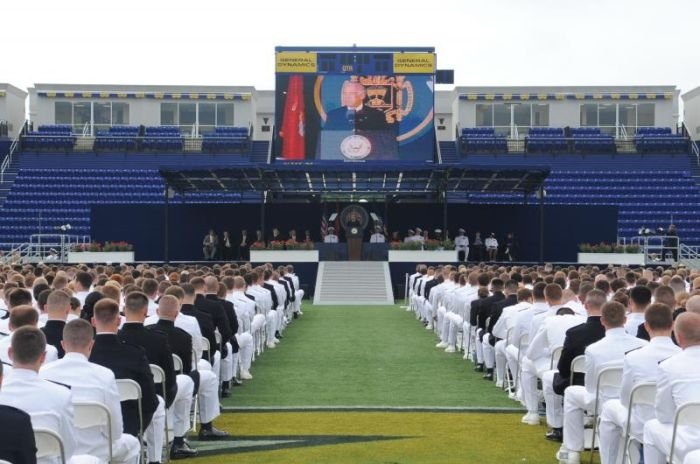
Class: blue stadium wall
91,203,617,262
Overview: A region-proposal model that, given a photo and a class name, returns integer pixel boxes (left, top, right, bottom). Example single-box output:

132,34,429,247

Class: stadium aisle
180,304,570,463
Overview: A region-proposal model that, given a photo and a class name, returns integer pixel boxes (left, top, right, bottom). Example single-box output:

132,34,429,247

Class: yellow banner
393,53,435,74
276,52,318,73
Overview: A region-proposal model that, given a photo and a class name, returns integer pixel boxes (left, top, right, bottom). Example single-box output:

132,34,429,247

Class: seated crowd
0,262,304,464
409,263,700,464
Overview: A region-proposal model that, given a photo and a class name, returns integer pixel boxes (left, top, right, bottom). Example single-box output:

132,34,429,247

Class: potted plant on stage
67,241,135,263
577,242,644,265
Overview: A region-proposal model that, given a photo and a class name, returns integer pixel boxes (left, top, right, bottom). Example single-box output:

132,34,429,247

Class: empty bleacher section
451,153,700,247
570,127,616,153
525,127,567,153
202,126,251,153
21,125,76,152
635,126,690,153
93,126,139,151
459,128,508,153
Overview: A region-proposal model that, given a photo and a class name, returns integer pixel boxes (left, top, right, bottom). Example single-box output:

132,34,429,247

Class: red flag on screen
280,75,305,160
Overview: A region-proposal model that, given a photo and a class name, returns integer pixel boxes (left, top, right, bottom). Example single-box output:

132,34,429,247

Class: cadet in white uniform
485,233,499,261
40,319,140,464
557,302,647,464
643,312,700,464
598,303,680,464
370,226,386,243
324,227,339,243
0,326,99,464
455,228,469,262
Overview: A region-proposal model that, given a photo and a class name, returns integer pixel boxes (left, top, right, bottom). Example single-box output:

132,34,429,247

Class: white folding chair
172,354,183,375
503,328,514,391
550,345,563,370
569,355,586,385
621,382,656,464
33,428,66,464
116,378,144,461
0,459,14,464
201,337,211,363
514,332,529,391
150,364,170,463
670,401,700,464
589,365,623,464
73,400,113,463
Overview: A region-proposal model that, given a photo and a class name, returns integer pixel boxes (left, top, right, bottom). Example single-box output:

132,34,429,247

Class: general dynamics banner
275,51,435,162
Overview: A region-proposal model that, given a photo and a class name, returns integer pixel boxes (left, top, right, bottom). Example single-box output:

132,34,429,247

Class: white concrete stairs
313,261,394,305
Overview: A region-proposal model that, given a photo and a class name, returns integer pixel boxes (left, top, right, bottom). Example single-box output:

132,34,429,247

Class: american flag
321,215,328,239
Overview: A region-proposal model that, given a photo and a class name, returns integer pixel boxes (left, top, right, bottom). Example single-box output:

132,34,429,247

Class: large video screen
275,51,435,162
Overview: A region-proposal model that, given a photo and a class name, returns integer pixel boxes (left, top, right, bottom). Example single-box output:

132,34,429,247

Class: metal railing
628,235,679,264
1,234,92,264
1,120,29,184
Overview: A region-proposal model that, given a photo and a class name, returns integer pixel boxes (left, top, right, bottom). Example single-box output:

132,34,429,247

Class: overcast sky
3,0,699,97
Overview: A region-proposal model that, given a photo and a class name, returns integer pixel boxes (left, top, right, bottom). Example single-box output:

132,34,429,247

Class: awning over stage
159,163,550,198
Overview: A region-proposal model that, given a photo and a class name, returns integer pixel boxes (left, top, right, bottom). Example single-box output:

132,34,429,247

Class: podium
347,237,362,261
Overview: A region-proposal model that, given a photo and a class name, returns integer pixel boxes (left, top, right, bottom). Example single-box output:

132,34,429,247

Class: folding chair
150,364,170,464
33,428,66,464
503,328,514,391
550,345,563,370
669,401,700,464
620,382,656,464
514,332,529,392
589,365,623,464
73,401,113,463
116,378,145,461
569,355,586,385
201,337,211,363
172,354,183,375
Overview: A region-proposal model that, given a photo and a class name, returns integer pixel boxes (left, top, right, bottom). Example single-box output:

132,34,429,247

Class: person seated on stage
202,229,218,261
485,233,499,261
390,231,401,243
288,229,298,243
40,319,141,464
370,226,386,243
415,228,425,243
324,227,339,243
404,229,415,243
270,227,285,243
455,228,469,262
304,230,313,244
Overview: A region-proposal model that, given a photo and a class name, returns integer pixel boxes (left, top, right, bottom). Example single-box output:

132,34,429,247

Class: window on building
198,103,216,133
637,103,655,127
55,102,72,125
160,103,178,125
513,103,530,127
493,103,510,127
72,103,91,131
216,103,234,126
94,102,111,130
599,104,616,128
112,103,129,125
618,104,636,129
475,104,492,126
580,104,598,126
532,104,549,126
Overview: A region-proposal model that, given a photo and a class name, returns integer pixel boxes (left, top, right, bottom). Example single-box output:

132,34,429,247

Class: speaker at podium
339,205,370,261
317,129,398,161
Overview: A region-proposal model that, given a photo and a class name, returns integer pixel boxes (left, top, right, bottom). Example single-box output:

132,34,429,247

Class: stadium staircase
250,141,270,163
313,261,394,305
439,141,459,163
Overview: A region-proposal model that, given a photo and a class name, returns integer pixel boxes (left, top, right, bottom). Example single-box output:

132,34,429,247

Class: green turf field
179,303,592,463
224,304,517,409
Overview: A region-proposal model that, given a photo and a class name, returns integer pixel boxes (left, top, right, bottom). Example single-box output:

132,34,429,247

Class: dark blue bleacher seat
459,128,507,154
526,127,567,153
635,127,689,154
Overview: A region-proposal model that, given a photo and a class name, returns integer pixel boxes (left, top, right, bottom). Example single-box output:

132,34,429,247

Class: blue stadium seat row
459,136,508,153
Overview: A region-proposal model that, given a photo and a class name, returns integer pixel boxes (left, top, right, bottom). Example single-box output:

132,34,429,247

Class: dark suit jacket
324,105,389,131
41,319,66,358
146,319,200,394
206,295,239,352
195,294,231,357
487,294,518,346
180,303,217,361
423,279,440,301
262,283,279,309
553,316,605,395
119,323,177,408
282,276,296,302
0,405,37,464
471,291,505,331
89,333,159,436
